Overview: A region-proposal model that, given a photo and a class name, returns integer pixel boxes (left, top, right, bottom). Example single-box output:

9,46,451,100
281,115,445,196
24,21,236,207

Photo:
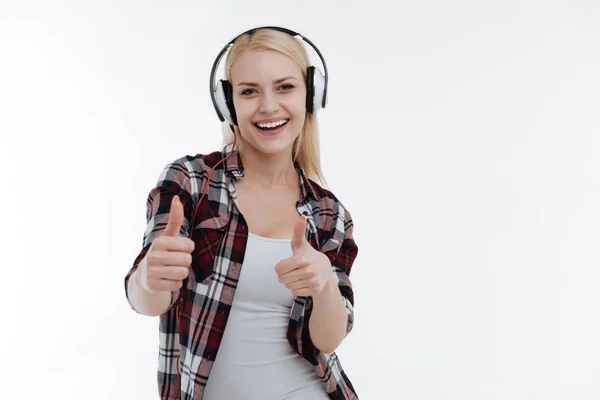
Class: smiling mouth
253,119,290,131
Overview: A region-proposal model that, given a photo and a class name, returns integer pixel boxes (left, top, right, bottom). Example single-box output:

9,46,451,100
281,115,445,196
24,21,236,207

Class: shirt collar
222,144,321,201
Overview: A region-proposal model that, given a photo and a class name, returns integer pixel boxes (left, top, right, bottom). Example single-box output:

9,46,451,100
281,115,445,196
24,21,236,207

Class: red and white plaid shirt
125,146,359,399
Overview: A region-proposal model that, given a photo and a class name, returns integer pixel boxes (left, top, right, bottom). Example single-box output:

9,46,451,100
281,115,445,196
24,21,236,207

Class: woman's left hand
275,216,333,297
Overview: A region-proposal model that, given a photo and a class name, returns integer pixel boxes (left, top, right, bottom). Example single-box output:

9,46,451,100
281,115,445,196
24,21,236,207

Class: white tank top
203,233,329,400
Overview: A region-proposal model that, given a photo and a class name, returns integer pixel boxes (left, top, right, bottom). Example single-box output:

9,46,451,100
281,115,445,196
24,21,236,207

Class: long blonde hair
220,28,327,187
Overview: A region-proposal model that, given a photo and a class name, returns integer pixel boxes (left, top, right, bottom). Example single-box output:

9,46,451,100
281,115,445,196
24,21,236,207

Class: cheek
233,101,254,124
289,94,307,117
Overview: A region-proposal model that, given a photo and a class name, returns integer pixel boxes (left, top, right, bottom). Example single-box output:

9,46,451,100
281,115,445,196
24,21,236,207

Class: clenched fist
136,195,195,293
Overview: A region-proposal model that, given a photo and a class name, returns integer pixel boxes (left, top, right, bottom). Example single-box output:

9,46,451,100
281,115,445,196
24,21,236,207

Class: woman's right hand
137,195,195,293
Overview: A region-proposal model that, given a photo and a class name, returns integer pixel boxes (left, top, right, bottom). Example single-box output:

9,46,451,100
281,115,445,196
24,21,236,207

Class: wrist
314,272,336,301
134,258,154,294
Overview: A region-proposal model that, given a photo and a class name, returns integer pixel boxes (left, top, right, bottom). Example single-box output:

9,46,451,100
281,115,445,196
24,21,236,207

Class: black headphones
209,26,329,126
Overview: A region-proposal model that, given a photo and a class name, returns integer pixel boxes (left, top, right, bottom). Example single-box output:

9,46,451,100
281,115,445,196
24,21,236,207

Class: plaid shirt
124,145,359,399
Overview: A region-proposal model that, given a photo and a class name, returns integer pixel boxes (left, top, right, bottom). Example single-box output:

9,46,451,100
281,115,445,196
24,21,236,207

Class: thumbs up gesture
275,216,333,297
136,195,195,293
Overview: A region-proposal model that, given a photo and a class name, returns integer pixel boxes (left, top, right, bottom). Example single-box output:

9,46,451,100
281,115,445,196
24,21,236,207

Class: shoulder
156,150,225,183
305,178,355,243
307,178,352,218
168,150,225,173
146,150,226,205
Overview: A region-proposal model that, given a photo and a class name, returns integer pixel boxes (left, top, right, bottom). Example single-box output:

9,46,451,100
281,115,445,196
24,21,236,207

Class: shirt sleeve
324,207,358,337
124,159,196,315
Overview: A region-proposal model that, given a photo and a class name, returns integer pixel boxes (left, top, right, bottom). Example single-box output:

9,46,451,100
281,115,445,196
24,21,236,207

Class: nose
259,92,279,114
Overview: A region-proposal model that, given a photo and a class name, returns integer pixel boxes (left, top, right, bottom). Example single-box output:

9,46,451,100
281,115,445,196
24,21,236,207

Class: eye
240,88,256,96
279,84,294,91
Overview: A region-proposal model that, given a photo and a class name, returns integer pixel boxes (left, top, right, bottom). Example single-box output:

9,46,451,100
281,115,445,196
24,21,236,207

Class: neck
239,146,297,189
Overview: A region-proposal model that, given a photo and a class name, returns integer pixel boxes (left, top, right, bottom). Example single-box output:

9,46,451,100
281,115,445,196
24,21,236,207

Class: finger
285,279,315,290
148,278,185,292
150,265,190,281
153,236,195,253
290,216,308,252
278,266,314,285
275,257,302,276
163,196,184,237
146,249,193,267
162,252,193,267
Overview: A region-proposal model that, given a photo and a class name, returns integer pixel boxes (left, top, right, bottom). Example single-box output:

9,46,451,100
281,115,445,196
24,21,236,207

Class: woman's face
229,49,307,157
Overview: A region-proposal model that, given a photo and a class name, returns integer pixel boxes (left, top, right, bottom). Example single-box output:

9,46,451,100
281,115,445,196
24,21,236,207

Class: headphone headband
209,26,329,123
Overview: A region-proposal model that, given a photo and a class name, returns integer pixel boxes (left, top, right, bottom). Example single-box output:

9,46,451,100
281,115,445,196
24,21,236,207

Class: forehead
229,50,303,84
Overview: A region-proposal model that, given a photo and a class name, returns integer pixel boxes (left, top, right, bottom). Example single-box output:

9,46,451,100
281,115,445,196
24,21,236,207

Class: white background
1,0,599,399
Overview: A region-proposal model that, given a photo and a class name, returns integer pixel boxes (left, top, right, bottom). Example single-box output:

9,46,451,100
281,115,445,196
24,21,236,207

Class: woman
125,26,359,400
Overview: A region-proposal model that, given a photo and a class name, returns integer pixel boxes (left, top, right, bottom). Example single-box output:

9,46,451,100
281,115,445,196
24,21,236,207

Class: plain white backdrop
1,1,599,399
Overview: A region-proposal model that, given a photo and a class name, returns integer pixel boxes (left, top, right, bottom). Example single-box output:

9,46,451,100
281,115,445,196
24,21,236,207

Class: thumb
291,215,308,252
163,195,184,237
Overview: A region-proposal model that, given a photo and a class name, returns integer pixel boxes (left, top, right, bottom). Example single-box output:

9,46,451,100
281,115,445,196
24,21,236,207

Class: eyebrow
236,76,299,87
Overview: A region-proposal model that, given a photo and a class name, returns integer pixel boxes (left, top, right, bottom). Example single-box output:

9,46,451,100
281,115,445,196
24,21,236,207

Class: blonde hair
220,28,327,187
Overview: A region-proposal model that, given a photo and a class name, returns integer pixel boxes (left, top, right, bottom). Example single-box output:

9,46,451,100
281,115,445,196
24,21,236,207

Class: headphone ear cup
306,66,315,114
214,80,237,125
222,80,238,125
312,67,326,112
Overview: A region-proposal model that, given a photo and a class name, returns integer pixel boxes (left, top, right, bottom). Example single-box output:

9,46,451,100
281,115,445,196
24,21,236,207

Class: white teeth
256,119,288,128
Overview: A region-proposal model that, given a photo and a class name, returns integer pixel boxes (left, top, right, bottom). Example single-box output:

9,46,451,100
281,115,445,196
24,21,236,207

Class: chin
242,124,300,155
254,140,295,156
